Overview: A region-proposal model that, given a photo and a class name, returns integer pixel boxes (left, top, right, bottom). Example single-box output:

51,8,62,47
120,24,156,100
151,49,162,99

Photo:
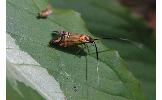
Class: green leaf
7,80,45,100
52,0,156,100
6,34,65,100
7,0,145,99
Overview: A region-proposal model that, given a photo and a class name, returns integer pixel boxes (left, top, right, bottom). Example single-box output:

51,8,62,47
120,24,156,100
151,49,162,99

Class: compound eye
84,36,90,42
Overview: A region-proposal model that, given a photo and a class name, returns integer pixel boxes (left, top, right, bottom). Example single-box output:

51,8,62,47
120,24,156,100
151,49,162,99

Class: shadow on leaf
49,45,87,57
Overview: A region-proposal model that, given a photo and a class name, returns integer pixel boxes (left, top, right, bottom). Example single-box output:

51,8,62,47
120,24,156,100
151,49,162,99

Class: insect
49,30,99,60
31,0,53,19
48,30,142,84
48,30,141,61
36,4,53,19
49,30,102,83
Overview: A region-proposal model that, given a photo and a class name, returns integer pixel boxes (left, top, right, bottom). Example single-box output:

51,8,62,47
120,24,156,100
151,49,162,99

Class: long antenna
94,36,143,48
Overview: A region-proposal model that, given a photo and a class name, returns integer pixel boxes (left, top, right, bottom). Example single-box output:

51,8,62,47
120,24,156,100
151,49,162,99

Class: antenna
94,36,143,49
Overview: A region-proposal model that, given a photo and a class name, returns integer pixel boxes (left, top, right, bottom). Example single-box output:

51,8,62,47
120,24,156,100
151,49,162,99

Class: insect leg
84,44,90,54
75,45,84,55
52,31,66,43
93,42,100,85
58,34,65,43
93,42,99,60
75,44,90,56
51,31,65,41
84,44,90,83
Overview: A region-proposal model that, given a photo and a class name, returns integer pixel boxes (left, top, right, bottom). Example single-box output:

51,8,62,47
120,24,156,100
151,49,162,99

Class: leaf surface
7,0,145,99
52,0,156,100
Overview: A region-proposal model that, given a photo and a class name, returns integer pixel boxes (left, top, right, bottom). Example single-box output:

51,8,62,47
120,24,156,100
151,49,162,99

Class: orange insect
49,30,101,82
49,30,140,60
37,4,52,19
49,30,99,60
48,30,143,84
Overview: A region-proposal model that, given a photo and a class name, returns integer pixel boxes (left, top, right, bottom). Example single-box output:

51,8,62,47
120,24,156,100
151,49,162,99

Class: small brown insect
49,31,95,47
49,30,99,59
37,4,52,19
49,30,140,60
48,30,143,85
49,30,101,83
